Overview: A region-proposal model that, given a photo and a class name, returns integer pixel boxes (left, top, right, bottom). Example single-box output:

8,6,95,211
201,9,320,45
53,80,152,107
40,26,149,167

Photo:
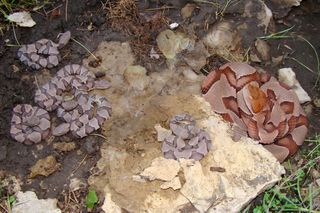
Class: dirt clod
29,155,61,178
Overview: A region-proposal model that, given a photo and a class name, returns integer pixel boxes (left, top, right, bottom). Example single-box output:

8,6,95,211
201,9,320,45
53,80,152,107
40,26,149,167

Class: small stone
154,124,172,142
140,157,180,181
181,3,196,19
278,68,311,103
157,30,194,59
53,142,76,152
12,191,61,213
255,39,270,61
124,65,150,91
69,178,87,191
313,98,320,108
102,193,122,213
29,155,61,178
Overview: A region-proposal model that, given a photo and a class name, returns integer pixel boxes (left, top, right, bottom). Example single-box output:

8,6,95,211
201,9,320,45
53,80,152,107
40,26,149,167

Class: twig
69,154,88,176
70,37,99,61
34,76,40,90
90,133,108,140
11,24,20,46
45,4,63,16
71,190,79,203
145,6,177,11
0,203,7,213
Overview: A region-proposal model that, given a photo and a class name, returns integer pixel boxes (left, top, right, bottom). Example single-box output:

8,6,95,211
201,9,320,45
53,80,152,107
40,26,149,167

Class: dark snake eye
202,62,308,163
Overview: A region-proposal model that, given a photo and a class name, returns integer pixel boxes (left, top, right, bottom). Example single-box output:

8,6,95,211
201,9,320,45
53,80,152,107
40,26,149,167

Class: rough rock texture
12,191,61,213
203,21,243,61
278,68,311,103
29,155,61,178
140,157,180,181
156,30,195,59
85,41,284,213
180,159,219,212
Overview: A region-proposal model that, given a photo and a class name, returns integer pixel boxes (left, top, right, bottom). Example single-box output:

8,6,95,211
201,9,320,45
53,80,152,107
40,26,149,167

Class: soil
0,0,319,212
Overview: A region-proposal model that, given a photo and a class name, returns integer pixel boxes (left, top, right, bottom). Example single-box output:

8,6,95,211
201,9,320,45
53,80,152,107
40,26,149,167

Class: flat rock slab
85,41,284,213
12,191,61,213
89,94,284,213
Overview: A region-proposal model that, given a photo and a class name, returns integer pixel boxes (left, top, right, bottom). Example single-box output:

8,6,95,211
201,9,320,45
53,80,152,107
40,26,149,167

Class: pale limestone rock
203,21,243,61
12,191,61,213
160,176,181,190
85,41,284,213
278,68,311,103
181,66,200,81
180,159,219,212
124,65,150,91
143,192,190,213
7,12,36,27
255,39,270,61
69,178,87,191
82,41,134,77
140,157,180,181
244,0,272,32
157,30,194,59
182,41,209,73
102,193,122,213
154,124,172,142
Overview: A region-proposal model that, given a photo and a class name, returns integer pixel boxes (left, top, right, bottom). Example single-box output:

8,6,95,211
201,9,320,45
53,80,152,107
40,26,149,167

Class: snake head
247,84,267,113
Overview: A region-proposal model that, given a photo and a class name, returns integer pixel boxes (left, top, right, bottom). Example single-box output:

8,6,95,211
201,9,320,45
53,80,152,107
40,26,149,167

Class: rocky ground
0,0,319,212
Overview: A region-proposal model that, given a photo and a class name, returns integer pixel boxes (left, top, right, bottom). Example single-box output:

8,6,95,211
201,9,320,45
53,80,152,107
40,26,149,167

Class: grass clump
244,135,320,212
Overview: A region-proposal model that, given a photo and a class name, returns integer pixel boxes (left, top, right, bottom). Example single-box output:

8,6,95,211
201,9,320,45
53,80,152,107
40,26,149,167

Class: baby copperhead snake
17,31,71,69
161,113,212,160
10,64,112,144
201,62,308,162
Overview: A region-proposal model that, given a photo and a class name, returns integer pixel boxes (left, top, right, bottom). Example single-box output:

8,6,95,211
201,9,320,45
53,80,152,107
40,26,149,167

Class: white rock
181,67,199,81
102,193,122,213
160,176,181,190
157,30,194,59
169,22,179,30
154,124,172,142
7,12,36,27
12,191,61,213
69,178,87,191
124,65,150,91
278,68,311,103
180,159,218,212
140,157,180,181
203,21,242,59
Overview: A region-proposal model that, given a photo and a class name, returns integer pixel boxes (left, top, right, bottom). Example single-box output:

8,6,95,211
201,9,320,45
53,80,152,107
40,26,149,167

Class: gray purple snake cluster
17,31,71,70
162,113,212,160
10,32,112,145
